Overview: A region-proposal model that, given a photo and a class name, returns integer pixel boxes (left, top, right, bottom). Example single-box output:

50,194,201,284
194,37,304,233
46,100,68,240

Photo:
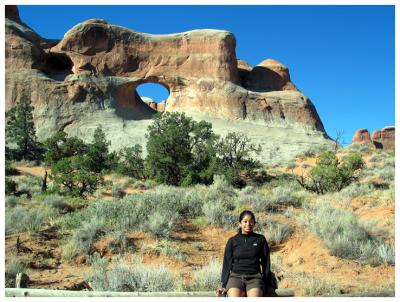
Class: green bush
145,112,216,186
144,112,261,187
297,151,365,194
117,145,145,179
43,131,87,165
50,156,104,197
5,178,18,195
5,161,18,176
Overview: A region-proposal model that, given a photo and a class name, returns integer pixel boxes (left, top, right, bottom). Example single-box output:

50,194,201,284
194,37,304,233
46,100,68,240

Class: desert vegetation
4,96,395,296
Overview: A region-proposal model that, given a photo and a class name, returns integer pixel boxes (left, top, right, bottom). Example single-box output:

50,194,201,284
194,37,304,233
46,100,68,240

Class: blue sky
17,5,395,145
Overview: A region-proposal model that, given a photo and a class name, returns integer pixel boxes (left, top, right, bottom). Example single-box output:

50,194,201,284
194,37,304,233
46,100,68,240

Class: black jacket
221,232,270,288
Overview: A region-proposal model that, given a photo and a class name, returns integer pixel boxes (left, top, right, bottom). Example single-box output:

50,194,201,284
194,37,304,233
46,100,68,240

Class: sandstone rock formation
352,127,395,150
5,5,333,163
380,127,395,150
352,128,372,145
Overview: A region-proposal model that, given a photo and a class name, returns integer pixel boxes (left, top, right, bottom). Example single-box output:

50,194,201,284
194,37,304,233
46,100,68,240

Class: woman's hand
215,288,227,297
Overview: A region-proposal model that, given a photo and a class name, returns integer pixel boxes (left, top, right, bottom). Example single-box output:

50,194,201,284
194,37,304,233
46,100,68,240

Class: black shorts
226,272,264,292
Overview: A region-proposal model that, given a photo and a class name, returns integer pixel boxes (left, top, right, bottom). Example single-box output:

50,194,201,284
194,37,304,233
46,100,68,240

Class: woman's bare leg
227,288,245,297
246,288,263,297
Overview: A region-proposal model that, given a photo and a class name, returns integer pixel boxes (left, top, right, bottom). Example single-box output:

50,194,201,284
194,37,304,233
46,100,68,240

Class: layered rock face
352,127,395,150
5,5,332,163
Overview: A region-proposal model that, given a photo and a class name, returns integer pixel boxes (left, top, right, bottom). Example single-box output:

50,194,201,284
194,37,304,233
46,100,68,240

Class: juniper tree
5,94,38,160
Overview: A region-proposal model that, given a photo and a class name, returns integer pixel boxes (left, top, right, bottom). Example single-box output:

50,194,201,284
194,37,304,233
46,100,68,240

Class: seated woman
216,210,271,297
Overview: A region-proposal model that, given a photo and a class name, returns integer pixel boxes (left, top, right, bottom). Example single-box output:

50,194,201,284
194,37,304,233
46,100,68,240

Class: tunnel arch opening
42,52,73,80
136,82,169,112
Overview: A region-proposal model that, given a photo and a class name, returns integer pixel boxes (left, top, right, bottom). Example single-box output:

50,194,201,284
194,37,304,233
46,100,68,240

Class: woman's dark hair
237,210,256,233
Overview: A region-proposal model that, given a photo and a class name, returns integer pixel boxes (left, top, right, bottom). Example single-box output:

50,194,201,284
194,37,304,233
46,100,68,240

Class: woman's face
239,215,255,235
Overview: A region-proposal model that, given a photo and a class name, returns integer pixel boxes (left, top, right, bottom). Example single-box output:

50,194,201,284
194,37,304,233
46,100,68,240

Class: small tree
117,145,145,179
297,151,365,194
44,131,86,166
86,126,113,173
5,94,38,160
50,156,103,197
213,132,261,187
145,112,216,186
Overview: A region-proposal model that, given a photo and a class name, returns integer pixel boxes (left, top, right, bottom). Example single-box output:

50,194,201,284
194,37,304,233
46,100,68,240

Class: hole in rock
136,82,169,105
43,52,73,80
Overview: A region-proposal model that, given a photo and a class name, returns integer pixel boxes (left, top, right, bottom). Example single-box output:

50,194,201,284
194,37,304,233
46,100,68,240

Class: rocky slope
5,5,333,164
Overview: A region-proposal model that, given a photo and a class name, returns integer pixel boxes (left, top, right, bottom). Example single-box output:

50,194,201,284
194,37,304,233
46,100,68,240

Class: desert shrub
15,176,43,195
369,154,381,163
107,230,135,254
346,143,372,153
68,219,105,257
298,144,331,159
298,202,387,264
86,254,176,292
336,183,372,200
42,194,70,213
293,272,341,296
202,202,236,229
142,240,187,262
128,179,157,190
5,206,57,235
5,196,19,208
210,175,235,195
378,166,395,182
5,161,18,175
264,221,293,246
381,155,395,168
5,178,18,195
377,244,395,265
189,258,222,291
111,183,126,198
5,258,28,288
252,186,302,212
58,186,202,238
145,211,178,238
235,191,264,212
